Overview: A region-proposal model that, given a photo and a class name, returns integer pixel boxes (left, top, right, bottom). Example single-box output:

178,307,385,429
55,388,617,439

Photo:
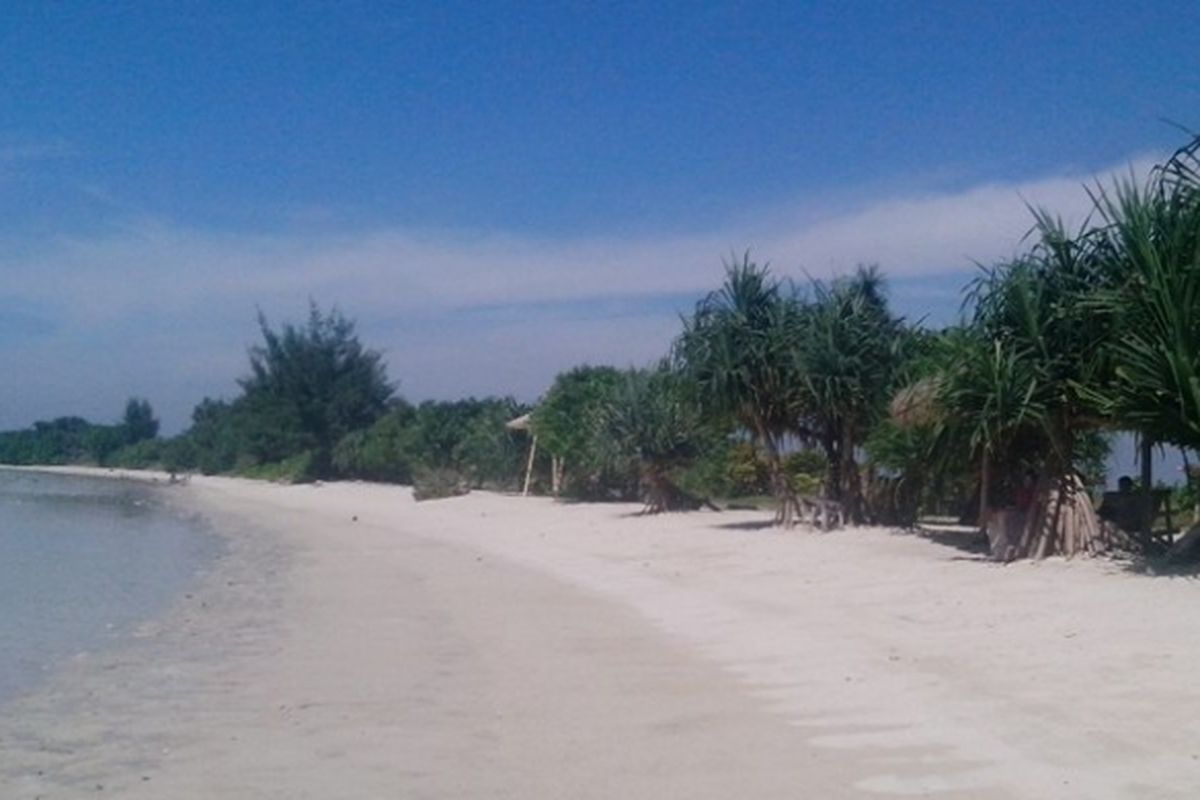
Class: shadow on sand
1116,555,1200,579
711,518,779,533
898,525,993,560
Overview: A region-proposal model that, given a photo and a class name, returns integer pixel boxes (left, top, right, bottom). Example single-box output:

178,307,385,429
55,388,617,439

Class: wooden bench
796,494,845,531
1099,488,1176,550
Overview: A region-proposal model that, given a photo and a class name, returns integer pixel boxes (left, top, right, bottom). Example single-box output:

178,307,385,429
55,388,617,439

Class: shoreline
0,467,229,707
1,468,1198,797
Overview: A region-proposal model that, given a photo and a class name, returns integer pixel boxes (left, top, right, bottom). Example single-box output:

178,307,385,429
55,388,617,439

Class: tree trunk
840,427,865,523
824,430,842,503
759,432,799,528
1140,436,1154,547
639,465,714,514
977,456,990,530
991,470,1129,561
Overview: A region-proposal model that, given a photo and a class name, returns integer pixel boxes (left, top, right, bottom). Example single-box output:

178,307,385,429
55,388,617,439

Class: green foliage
937,330,1045,471
865,417,941,525
531,365,633,498
0,400,167,468
332,402,417,483
604,366,706,469
1087,135,1200,450
722,440,770,495
676,256,804,512
678,257,904,520
236,450,319,484
412,467,470,501
122,398,159,444
175,398,241,474
677,256,802,447
406,398,527,488
782,449,826,495
83,425,125,464
237,303,393,477
332,397,528,489
108,438,164,469
1075,430,1113,490
599,364,714,508
794,265,905,516
0,417,92,465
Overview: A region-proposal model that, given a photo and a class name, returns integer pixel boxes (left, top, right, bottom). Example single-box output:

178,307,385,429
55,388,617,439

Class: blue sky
2,1,1198,478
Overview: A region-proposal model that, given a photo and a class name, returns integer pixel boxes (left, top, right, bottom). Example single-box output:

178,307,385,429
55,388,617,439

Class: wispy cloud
0,152,1164,430
0,139,76,164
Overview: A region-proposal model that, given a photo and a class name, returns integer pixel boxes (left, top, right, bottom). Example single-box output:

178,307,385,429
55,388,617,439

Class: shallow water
0,470,220,705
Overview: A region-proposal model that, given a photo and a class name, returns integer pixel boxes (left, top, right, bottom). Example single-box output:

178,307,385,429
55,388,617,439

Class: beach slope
2,471,1198,798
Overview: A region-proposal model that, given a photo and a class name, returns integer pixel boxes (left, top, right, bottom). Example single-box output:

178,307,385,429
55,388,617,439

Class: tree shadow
900,525,992,558
712,518,776,532
1116,555,1200,579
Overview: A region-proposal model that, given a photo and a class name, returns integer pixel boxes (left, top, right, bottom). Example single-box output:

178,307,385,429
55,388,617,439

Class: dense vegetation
4,133,1199,560
0,398,160,467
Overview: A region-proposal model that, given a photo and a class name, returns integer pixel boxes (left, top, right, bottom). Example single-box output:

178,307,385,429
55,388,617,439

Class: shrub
236,450,319,484
412,467,470,501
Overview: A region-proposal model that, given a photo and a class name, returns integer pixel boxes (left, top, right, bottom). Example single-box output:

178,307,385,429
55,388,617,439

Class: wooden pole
977,455,990,532
522,435,537,497
1140,435,1154,544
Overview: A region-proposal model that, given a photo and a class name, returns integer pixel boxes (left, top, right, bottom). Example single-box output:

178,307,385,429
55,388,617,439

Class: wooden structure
506,413,563,497
796,494,844,531
1099,486,1176,549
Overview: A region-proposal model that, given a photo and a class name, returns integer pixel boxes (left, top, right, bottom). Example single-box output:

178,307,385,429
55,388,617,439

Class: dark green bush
412,467,470,501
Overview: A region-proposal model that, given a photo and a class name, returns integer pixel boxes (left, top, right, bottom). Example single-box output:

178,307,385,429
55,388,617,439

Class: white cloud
0,152,1165,430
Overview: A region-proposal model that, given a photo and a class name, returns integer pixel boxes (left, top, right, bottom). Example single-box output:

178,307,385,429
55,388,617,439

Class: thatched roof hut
890,377,942,429
505,413,532,432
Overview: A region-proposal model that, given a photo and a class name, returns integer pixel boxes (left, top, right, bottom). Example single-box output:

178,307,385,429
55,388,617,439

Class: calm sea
0,469,220,705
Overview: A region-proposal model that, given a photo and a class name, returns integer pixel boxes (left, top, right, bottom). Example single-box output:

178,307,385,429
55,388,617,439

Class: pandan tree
602,364,713,514
1089,134,1200,452
531,365,633,498
795,266,905,522
677,255,808,526
935,329,1045,537
957,213,1125,558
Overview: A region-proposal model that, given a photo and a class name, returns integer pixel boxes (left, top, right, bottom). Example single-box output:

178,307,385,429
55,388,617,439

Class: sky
2,2,1199,468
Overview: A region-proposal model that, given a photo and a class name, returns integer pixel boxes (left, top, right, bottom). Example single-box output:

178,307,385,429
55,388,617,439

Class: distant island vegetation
4,133,1200,561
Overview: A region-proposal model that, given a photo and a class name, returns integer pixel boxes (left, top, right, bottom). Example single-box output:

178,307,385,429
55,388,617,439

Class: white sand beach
2,469,1199,798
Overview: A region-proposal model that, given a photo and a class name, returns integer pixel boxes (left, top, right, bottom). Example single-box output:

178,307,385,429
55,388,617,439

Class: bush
783,449,827,495
332,404,417,483
412,467,470,501
725,441,770,496
108,438,164,469
236,450,319,484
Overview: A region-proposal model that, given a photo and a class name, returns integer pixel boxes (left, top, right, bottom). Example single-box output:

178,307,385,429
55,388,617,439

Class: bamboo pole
521,435,537,497
1140,435,1154,545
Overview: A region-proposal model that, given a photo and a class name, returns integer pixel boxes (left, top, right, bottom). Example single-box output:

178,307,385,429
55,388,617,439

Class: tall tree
602,364,712,513
796,266,904,521
954,215,1120,558
239,303,394,478
1090,135,1200,450
122,397,159,444
677,256,807,525
531,365,631,498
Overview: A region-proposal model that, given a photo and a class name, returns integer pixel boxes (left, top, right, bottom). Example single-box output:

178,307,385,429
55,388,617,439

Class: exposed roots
639,473,718,515
775,492,845,531
987,471,1132,561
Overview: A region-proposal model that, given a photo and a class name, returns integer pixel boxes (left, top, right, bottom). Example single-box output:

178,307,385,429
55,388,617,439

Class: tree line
2,133,1198,561
511,132,1200,560
0,398,159,467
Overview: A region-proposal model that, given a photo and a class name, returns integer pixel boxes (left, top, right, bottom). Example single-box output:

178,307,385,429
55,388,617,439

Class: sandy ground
2,468,1199,798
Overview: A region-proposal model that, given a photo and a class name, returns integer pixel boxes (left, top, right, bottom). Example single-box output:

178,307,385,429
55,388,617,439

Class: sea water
0,469,220,705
